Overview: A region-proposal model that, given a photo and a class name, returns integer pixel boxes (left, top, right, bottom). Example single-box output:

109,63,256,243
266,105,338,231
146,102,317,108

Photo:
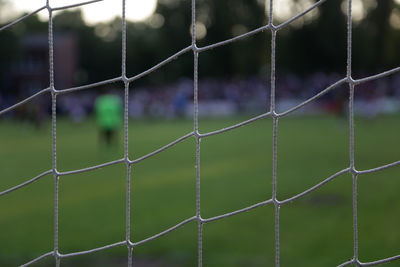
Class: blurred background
0,0,400,266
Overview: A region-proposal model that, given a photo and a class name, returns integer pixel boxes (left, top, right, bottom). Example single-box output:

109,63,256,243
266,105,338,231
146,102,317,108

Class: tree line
1,0,399,88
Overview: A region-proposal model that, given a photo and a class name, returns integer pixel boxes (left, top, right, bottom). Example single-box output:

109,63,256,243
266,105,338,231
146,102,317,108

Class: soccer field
0,115,399,267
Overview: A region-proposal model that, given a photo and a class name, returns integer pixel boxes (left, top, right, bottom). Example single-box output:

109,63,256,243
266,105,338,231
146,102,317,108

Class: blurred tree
277,0,347,75
1,0,399,88
196,0,268,78
353,0,400,73
0,28,20,73
128,0,268,83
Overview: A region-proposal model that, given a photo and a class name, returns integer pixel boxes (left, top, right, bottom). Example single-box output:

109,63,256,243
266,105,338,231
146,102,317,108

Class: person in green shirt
94,93,123,145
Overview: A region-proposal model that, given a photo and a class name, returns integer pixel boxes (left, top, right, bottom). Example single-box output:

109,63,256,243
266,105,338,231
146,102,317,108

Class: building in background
1,33,78,122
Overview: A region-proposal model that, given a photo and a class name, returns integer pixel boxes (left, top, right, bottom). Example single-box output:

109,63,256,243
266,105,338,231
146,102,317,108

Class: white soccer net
1,0,400,266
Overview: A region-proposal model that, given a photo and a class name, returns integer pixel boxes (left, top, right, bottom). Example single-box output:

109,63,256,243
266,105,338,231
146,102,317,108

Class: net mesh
0,0,400,266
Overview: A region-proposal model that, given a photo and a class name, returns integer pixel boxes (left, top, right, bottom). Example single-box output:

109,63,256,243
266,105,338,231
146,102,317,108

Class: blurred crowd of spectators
1,72,400,123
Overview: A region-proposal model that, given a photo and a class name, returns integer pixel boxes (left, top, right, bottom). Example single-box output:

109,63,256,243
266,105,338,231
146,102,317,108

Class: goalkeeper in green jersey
94,93,123,145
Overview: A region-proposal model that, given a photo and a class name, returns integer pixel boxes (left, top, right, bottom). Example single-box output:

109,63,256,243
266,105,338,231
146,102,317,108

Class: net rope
0,0,400,266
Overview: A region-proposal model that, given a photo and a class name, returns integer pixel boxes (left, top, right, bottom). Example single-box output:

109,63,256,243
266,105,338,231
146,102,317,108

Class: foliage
0,0,399,84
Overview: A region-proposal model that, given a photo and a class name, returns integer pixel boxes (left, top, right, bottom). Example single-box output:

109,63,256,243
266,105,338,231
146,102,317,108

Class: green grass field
0,114,399,267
